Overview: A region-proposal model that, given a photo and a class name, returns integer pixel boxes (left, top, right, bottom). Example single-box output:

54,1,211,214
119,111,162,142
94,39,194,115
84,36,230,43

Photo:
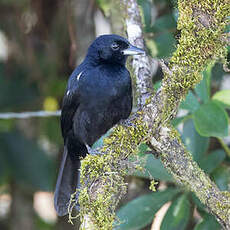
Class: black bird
54,34,145,216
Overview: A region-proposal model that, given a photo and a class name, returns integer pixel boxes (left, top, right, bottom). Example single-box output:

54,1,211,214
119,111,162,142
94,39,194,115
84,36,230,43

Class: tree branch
122,0,153,107
77,0,230,229
123,0,230,228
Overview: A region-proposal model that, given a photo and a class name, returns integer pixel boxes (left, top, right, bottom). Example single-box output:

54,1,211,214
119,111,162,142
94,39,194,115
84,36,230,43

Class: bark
78,0,230,229
123,0,230,229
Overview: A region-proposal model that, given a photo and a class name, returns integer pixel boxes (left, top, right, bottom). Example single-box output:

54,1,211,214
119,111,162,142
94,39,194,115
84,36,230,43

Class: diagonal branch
78,0,230,229
123,0,230,228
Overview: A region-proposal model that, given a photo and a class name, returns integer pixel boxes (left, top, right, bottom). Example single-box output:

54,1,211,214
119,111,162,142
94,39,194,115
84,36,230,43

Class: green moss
214,196,230,222
154,0,230,225
169,126,182,141
158,0,229,127
71,0,230,228
222,191,230,199
75,115,148,229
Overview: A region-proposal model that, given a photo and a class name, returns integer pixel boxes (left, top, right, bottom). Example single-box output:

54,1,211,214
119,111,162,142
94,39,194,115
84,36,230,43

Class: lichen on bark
157,0,229,128
77,114,148,229
76,0,230,229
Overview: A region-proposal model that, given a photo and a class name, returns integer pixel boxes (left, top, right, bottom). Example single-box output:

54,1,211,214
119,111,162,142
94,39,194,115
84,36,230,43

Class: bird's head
86,34,145,65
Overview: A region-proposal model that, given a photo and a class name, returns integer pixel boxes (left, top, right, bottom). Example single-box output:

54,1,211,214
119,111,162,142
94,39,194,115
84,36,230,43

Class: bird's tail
54,145,81,216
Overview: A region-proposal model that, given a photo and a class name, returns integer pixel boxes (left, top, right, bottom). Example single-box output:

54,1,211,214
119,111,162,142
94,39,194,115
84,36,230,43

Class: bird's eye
111,42,119,51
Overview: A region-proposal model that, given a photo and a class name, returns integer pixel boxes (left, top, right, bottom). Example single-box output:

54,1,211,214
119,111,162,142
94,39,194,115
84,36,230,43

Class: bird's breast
73,66,132,145
81,74,128,104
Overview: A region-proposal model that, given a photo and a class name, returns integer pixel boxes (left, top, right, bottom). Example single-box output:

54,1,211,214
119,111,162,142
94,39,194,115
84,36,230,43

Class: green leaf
212,90,230,109
115,188,179,230
161,194,191,230
194,214,221,230
224,21,230,33
191,193,207,214
195,65,212,103
151,14,177,33
171,115,188,127
172,8,179,21
137,0,152,31
0,131,55,191
132,153,173,182
154,80,162,91
138,143,149,154
211,166,230,191
193,101,229,138
182,119,209,161
211,63,225,83
180,91,200,112
199,149,225,174
155,32,176,58
171,116,186,127
146,39,158,57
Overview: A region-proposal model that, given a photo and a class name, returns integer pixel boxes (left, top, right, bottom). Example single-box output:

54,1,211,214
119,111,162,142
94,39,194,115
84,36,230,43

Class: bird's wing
61,71,84,140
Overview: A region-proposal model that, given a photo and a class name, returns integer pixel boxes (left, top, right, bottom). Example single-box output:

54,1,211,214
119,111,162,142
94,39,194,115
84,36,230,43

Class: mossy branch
77,0,230,229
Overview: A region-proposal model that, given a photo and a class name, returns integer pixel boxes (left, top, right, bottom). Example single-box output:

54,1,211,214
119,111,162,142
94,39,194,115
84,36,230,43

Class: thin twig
0,110,61,119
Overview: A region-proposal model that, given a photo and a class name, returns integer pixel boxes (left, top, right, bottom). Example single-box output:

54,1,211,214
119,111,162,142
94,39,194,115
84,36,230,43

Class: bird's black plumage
54,34,144,216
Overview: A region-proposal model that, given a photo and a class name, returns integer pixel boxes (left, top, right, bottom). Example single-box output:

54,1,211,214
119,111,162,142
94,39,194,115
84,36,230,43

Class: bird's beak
122,45,145,56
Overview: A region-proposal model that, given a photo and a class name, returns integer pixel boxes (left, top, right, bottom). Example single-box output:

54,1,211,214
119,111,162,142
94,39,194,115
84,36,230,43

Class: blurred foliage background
0,0,229,229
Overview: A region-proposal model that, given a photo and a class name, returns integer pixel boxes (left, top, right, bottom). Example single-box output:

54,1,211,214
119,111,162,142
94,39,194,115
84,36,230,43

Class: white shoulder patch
77,71,83,81
66,71,83,97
